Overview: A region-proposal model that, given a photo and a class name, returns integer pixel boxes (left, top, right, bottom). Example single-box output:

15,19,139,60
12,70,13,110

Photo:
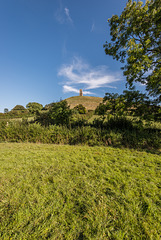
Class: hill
65,96,103,110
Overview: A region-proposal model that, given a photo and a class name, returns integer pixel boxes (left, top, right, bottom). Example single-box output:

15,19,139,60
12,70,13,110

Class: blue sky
0,0,145,112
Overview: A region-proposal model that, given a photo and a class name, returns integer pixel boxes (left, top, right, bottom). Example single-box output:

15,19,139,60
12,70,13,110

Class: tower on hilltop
79,89,83,96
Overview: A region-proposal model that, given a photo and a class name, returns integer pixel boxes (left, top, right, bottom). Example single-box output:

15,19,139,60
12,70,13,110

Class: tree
104,0,161,102
36,100,72,126
74,104,86,114
122,89,161,121
26,102,43,114
4,108,9,113
11,105,26,112
96,93,126,119
96,91,161,121
95,103,107,116
48,100,72,126
10,105,28,116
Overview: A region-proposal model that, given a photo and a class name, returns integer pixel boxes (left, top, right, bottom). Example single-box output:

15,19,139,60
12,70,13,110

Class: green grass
0,116,35,122
0,143,161,239
66,96,103,110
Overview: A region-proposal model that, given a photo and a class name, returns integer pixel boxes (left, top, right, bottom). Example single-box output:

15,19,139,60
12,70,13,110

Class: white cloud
83,90,93,95
55,2,73,25
63,85,93,95
63,85,79,93
90,22,95,32
64,7,73,24
58,57,121,93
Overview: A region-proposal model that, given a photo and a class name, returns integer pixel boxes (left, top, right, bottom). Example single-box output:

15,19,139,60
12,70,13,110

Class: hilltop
65,96,103,110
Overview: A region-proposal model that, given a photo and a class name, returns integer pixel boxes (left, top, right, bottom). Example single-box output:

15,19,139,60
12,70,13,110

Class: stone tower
79,89,83,96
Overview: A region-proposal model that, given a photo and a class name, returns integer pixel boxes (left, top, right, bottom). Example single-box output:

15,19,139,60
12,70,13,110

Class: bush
36,100,72,126
105,117,134,130
0,118,160,150
74,104,86,114
26,102,43,114
11,105,28,115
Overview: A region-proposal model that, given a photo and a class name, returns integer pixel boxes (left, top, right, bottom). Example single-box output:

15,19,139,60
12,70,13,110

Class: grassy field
0,143,161,239
66,96,103,110
0,116,35,122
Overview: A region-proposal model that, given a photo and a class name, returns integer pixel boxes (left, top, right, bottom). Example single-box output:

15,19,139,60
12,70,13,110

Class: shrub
26,102,43,114
0,118,160,150
11,105,27,112
36,100,72,126
74,104,86,114
104,117,134,130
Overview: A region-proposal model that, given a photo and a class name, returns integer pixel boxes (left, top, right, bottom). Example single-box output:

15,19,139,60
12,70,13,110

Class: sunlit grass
0,143,161,239
66,96,103,110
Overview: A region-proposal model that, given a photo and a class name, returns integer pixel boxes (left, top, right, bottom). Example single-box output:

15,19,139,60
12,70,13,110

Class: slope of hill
65,96,103,110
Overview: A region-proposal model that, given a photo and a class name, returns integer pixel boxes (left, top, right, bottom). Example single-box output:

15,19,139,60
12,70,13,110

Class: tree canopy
36,100,72,126
74,104,86,114
48,100,72,125
4,108,9,114
104,0,161,102
26,102,43,114
11,105,26,112
95,91,161,121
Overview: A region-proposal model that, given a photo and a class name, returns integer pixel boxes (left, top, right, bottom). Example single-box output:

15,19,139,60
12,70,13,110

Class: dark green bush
74,104,86,114
26,102,43,113
104,117,134,130
35,100,72,126
0,119,160,150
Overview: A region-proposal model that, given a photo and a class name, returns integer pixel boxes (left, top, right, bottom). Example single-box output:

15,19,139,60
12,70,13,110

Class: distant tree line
1,102,44,118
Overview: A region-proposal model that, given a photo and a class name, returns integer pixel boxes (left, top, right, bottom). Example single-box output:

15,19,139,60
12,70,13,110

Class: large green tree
96,91,161,121
26,102,43,114
36,100,72,126
48,100,72,126
104,0,161,102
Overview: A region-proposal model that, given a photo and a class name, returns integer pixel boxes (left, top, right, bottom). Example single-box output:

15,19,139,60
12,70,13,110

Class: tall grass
0,143,160,239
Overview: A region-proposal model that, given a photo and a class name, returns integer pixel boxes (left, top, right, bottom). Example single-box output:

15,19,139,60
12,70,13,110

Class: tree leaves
104,0,161,102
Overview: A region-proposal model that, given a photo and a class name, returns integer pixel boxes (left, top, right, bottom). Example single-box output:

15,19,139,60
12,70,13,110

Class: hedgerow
0,120,160,150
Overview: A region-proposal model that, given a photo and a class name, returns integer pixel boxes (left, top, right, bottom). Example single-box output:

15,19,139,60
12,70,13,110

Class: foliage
1,105,29,118
36,100,72,126
0,143,161,239
4,108,9,113
11,105,26,111
35,111,50,127
0,112,32,120
96,91,161,121
95,93,129,119
70,115,88,128
43,103,54,110
123,89,161,121
26,102,43,113
9,105,28,117
0,119,160,150
95,103,107,117
104,0,161,102
1,96,161,150
74,104,86,114
47,100,72,126
103,93,126,118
